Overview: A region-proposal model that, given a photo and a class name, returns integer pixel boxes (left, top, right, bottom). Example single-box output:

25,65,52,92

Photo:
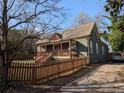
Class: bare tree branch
0,0,65,82
7,0,16,11
8,9,57,30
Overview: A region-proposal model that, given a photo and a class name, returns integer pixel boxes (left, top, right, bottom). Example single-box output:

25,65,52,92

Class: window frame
96,43,99,54
102,46,104,55
90,40,93,54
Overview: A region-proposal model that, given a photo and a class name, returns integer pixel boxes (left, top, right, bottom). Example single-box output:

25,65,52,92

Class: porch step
35,52,53,64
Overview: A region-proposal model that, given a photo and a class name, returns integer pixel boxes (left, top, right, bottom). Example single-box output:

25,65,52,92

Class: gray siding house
35,22,108,63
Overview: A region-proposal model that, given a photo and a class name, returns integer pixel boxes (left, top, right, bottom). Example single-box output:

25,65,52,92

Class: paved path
59,63,124,93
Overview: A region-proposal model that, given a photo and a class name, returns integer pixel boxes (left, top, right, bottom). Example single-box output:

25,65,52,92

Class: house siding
101,44,108,62
75,38,88,57
98,44,103,62
89,27,100,63
73,26,108,63
89,27,108,63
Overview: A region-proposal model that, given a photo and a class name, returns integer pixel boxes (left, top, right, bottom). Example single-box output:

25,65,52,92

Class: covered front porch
36,40,79,59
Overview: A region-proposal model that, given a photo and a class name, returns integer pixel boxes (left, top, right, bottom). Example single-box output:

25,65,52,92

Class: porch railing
37,50,79,57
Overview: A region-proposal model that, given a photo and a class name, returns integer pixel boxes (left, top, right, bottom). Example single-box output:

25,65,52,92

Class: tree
0,0,65,86
94,14,111,42
108,17,124,51
104,0,124,22
8,29,35,55
104,0,124,51
72,12,93,27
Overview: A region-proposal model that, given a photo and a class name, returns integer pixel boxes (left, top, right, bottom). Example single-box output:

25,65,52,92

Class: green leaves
109,30,124,51
100,31,109,41
105,0,124,21
108,21,124,51
104,0,124,51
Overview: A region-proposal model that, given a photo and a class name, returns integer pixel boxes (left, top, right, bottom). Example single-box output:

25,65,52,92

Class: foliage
8,29,23,53
100,31,109,41
8,29,35,55
104,0,124,21
109,30,124,51
108,20,124,51
104,0,124,51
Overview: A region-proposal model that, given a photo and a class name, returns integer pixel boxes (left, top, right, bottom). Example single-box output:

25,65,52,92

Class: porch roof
35,39,76,46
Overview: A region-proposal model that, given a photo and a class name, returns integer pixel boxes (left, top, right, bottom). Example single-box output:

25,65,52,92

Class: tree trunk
0,51,9,83
0,35,10,84
0,0,10,82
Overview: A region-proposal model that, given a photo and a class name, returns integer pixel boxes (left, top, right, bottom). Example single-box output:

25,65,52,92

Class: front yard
2,63,124,93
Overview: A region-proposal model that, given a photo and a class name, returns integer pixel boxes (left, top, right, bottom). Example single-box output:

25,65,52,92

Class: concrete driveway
60,63,124,93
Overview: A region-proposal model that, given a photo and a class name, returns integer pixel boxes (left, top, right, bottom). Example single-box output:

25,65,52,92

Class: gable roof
62,22,95,40
35,22,96,45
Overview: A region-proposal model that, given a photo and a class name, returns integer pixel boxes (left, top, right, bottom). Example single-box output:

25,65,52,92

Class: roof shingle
35,22,95,45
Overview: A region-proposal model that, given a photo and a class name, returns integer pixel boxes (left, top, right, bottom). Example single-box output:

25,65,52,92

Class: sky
60,0,109,28
60,0,112,51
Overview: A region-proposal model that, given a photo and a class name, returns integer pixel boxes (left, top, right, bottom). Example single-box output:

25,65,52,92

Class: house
35,22,108,63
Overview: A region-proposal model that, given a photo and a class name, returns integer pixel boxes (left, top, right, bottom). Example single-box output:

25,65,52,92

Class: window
90,40,93,53
96,43,98,54
102,46,104,55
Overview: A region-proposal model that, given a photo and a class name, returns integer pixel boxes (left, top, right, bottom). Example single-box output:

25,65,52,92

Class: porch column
34,46,36,55
45,45,47,52
69,40,72,59
53,43,55,51
60,42,62,55
87,37,91,63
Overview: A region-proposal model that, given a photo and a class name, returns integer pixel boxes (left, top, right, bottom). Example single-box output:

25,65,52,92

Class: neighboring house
35,22,108,63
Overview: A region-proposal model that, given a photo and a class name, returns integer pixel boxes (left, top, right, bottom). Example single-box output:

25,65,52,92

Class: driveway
60,63,124,93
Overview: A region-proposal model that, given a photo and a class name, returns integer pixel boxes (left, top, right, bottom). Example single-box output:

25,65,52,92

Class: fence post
72,60,75,72
32,63,36,84
58,63,60,78
83,58,86,67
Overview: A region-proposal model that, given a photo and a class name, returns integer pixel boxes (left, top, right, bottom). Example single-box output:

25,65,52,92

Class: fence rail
8,58,89,84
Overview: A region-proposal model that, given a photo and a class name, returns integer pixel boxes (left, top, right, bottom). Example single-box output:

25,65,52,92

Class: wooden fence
8,58,89,85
